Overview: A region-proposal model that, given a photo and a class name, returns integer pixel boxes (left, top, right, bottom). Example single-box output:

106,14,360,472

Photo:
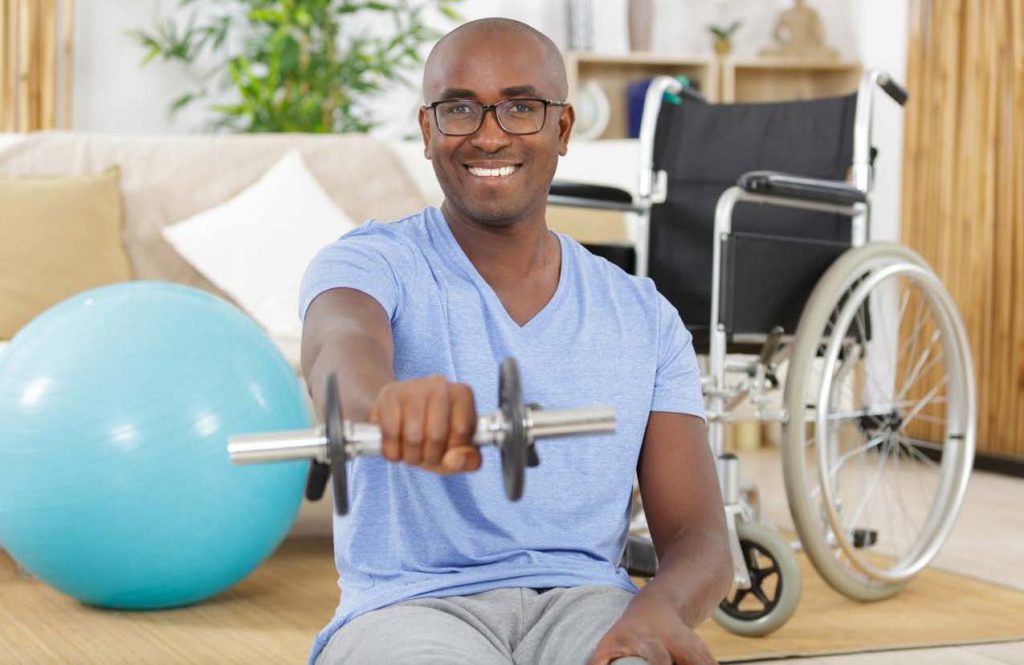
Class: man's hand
369,375,482,474
587,590,717,665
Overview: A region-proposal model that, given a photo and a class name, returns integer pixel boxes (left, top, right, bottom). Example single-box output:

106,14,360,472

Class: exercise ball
0,282,310,609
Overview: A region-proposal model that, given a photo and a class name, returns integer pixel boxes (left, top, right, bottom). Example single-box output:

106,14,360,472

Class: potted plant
130,0,462,133
708,20,741,57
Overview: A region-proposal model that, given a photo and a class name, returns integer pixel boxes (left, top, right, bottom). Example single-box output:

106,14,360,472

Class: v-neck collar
428,207,570,331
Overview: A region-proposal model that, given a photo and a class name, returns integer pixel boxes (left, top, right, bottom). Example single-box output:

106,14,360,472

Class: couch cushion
0,167,132,339
0,133,428,304
163,151,355,340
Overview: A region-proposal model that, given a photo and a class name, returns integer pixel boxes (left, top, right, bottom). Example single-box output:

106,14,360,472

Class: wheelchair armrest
549,180,644,213
738,171,867,206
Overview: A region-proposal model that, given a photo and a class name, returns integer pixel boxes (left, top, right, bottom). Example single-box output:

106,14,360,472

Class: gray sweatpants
315,585,649,665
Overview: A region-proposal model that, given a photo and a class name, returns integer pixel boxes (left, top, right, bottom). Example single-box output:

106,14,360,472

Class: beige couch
0,131,433,535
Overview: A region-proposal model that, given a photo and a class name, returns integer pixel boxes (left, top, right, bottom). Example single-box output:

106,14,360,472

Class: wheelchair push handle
877,72,908,106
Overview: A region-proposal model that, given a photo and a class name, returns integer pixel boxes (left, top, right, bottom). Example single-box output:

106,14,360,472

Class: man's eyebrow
436,88,478,101
433,85,548,102
501,85,544,98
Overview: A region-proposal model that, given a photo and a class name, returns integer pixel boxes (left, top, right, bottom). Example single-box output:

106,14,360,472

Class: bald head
422,18,568,102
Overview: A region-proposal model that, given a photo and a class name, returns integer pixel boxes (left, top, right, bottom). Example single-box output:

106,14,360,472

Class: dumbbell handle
228,405,615,465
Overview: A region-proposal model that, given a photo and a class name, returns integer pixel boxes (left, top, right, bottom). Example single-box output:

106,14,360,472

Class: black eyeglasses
424,98,568,136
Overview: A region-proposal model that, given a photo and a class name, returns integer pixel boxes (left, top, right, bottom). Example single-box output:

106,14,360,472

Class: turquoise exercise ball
0,282,310,609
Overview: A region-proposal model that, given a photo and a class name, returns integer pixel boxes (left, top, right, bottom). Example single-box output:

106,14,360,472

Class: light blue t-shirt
299,206,704,662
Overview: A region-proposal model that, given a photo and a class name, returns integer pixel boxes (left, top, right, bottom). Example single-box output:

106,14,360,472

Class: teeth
468,166,517,177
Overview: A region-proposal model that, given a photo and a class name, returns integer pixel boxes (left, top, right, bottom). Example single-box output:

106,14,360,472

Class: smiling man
299,17,731,665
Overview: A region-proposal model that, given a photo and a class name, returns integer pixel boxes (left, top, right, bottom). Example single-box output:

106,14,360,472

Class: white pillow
163,150,354,341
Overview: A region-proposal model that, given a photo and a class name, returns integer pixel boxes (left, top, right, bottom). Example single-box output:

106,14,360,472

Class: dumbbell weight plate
324,373,349,515
499,357,528,501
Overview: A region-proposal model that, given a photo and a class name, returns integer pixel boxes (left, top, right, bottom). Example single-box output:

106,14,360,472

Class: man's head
419,18,574,226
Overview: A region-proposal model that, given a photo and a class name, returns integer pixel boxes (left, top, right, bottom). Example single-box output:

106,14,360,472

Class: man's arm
637,412,731,625
300,287,480,472
588,412,731,665
301,287,396,423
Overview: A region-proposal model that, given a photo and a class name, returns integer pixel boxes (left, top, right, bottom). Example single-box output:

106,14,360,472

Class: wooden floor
738,448,1024,665
2,448,1022,664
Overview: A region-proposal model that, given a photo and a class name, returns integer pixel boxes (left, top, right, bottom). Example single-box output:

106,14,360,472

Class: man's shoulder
563,234,656,298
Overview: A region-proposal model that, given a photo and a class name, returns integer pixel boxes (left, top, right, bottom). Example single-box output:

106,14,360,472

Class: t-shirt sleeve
651,293,706,422
298,221,405,322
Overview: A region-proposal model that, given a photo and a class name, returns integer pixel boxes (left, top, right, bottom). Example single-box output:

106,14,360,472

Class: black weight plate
324,373,349,515
499,357,527,501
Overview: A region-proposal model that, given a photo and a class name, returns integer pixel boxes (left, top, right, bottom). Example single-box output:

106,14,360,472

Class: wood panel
0,0,70,132
902,0,1024,457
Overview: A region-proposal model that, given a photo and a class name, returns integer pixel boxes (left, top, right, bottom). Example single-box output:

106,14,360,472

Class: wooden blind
0,0,74,132
902,0,1024,457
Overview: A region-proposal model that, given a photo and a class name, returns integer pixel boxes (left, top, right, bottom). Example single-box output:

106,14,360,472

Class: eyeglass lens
435,99,548,135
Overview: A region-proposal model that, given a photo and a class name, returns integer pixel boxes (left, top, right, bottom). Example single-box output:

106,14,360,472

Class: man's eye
447,104,474,115
510,103,536,114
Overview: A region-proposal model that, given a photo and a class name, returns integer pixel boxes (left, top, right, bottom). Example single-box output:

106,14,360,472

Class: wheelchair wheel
714,520,801,636
783,242,975,601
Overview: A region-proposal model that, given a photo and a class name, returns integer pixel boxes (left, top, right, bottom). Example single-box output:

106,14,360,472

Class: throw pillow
162,150,355,340
0,167,132,339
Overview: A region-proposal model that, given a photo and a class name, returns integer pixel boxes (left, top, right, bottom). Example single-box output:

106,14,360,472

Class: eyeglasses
424,98,568,136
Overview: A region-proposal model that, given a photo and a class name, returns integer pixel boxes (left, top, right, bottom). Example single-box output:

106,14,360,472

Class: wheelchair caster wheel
713,521,801,636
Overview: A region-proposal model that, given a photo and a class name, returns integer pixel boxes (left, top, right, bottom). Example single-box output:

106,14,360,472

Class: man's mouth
465,164,521,178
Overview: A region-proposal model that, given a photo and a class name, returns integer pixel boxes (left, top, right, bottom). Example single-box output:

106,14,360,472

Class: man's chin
448,199,530,226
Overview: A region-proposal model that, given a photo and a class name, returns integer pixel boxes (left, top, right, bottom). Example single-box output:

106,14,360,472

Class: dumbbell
227,358,615,515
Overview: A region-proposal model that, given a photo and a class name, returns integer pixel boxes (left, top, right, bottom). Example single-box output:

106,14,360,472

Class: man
299,17,731,665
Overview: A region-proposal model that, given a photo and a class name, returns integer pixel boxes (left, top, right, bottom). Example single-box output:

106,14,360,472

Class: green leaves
130,0,463,133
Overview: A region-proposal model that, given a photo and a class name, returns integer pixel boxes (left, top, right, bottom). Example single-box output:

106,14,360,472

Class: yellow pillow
0,167,132,339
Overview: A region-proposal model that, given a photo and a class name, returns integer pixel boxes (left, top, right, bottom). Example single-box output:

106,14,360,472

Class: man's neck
440,201,557,283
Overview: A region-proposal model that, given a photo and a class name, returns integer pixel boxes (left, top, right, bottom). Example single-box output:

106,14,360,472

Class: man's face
419,30,574,226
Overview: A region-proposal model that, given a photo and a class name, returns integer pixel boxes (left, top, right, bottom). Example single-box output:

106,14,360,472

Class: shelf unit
720,57,862,103
565,52,717,140
564,52,862,139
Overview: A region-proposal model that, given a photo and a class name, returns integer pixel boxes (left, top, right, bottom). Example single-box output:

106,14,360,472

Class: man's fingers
441,445,481,473
374,389,402,462
400,388,428,465
666,632,718,665
422,376,450,466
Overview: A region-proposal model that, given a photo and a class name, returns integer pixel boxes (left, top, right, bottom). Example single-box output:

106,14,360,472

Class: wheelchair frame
554,70,976,635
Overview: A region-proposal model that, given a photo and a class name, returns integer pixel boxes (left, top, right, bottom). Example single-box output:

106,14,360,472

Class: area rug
2,538,1023,663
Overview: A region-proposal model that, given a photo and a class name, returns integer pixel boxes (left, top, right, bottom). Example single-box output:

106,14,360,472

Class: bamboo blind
0,0,74,132
902,0,1024,457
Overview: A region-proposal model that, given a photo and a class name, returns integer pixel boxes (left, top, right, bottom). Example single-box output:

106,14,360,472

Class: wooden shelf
721,57,862,103
565,52,716,139
564,52,862,138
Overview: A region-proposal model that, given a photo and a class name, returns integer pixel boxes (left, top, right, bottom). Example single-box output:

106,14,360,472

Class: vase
567,0,594,51
713,36,732,56
628,0,653,52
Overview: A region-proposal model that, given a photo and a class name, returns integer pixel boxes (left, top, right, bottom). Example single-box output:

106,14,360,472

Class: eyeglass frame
422,97,570,136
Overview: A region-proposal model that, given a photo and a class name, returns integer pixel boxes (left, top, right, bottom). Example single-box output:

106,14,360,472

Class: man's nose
469,108,512,152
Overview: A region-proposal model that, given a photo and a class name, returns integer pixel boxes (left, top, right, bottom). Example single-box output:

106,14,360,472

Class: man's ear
557,104,575,157
418,106,432,159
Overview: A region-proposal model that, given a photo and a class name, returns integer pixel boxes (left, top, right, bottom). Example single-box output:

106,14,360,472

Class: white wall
71,0,907,236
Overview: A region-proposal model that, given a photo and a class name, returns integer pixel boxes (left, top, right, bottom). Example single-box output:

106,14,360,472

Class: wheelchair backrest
648,94,858,341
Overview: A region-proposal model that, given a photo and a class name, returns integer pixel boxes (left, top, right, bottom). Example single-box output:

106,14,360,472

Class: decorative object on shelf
708,20,742,57
760,0,838,60
128,0,463,133
567,0,594,51
627,0,653,52
572,79,611,140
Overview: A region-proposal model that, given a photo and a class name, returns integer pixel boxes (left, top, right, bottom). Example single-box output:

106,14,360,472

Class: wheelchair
558,70,977,636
